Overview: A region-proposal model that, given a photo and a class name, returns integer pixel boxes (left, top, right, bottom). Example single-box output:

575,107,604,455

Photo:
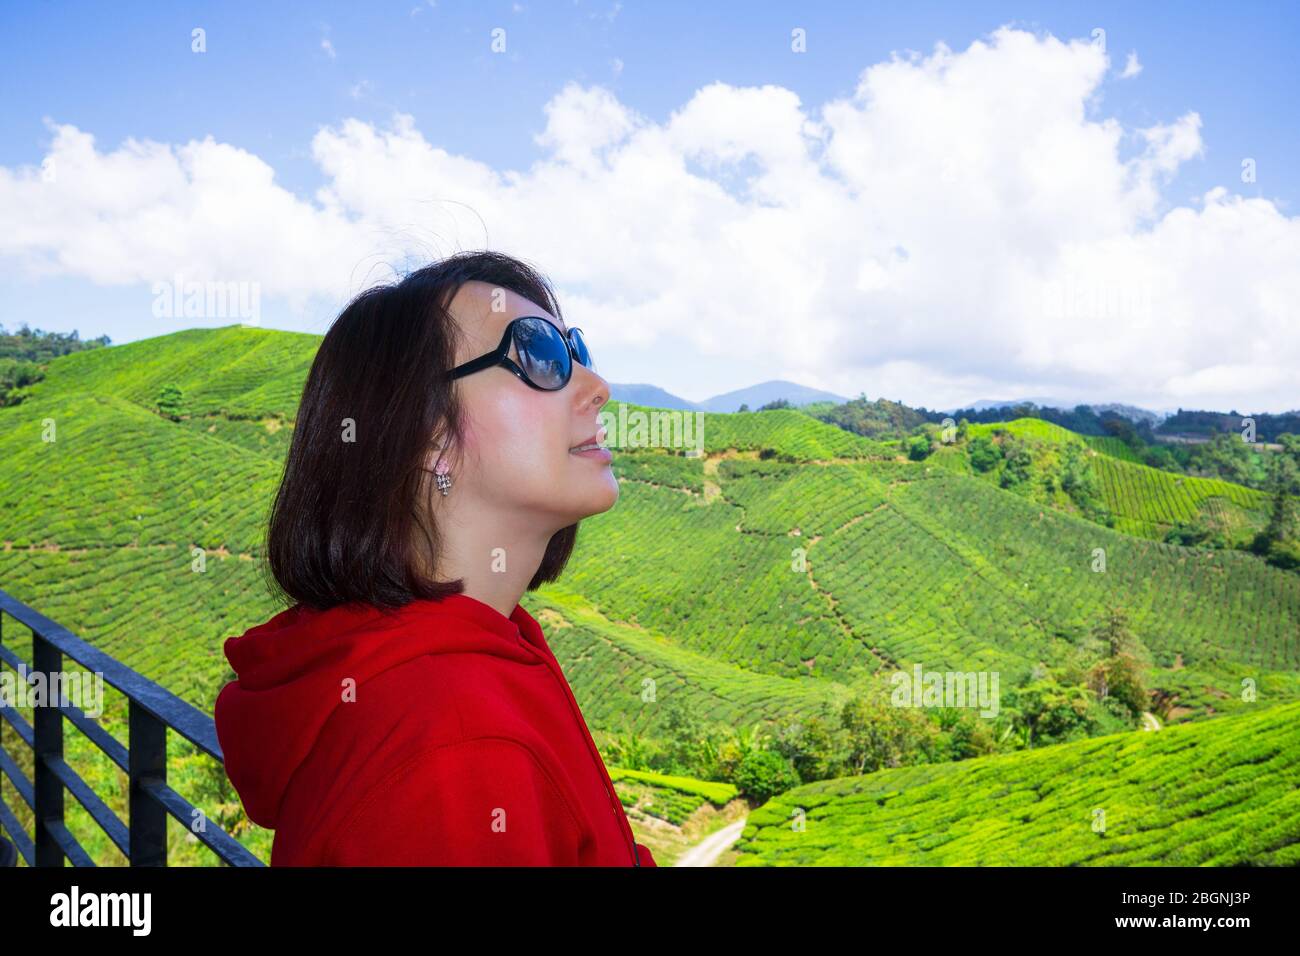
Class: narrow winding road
674,818,748,867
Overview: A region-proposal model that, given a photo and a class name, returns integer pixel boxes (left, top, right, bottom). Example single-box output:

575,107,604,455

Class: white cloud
320,37,336,60
1121,50,1142,78
0,121,373,313
2,24,1297,411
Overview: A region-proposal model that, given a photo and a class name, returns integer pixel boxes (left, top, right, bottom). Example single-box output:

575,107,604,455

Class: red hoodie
214,592,656,867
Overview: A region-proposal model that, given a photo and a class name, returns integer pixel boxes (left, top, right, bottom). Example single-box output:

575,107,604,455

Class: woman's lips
569,425,609,453
570,444,613,462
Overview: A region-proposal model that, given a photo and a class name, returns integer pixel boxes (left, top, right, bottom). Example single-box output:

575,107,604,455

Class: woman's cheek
500,393,558,474
504,395,556,452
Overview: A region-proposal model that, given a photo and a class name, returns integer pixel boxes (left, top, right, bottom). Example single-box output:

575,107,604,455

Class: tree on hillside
1083,606,1151,719
839,684,936,774
969,434,1000,472
1250,450,1300,570
1060,442,1105,518
655,694,717,778
772,710,844,783
715,719,772,778
1263,481,1292,545
157,383,185,421
0,357,44,407
733,748,800,803
1101,415,1142,449
805,395,929,439
942,710,999,759
906,432,933,460
1208,433,1259,485
1003,678,1094,747
998,435,1034,488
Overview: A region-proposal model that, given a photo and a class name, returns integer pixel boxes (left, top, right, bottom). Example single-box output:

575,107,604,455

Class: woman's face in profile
442,280,619,530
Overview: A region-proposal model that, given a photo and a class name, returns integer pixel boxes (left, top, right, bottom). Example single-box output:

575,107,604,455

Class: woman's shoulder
276,654,556,861
318,649,552,767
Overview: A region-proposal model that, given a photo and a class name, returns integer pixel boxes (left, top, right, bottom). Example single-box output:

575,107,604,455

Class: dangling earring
435,457,452,496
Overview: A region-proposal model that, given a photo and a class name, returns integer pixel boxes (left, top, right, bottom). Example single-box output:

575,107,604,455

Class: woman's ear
424,443,449,475
427,436,466,482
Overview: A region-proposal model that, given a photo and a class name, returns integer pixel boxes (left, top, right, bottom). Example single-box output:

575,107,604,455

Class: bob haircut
262,250,580,613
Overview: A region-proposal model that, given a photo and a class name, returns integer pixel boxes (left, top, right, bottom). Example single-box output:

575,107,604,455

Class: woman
215,250,656,867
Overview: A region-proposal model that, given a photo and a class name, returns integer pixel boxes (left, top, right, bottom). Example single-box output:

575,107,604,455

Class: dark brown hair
262,250,579,613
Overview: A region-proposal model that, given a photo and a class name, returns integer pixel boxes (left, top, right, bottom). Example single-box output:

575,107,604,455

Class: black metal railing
0,588,263,866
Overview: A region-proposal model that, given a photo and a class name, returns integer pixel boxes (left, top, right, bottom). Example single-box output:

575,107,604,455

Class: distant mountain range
608,384,699,410
610,379,847,413
610,381,1175,425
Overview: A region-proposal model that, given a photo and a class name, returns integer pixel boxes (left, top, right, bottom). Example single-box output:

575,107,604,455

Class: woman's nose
573,362,610,407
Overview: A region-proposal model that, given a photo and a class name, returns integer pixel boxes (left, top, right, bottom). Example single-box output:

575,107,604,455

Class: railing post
32,628,64,867
129,699,168,866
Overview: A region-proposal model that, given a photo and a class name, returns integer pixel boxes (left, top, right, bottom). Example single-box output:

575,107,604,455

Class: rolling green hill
36,324,320,420
565,445,1300,732
3,327,1297,722
1091,453,1268,539
959,418,1283,545
733,699,1300,866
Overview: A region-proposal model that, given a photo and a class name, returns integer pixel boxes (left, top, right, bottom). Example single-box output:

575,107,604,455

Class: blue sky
2,1,1298,411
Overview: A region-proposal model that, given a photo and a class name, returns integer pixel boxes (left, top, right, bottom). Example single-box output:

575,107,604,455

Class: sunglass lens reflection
516,318,570,389
569,328,594,370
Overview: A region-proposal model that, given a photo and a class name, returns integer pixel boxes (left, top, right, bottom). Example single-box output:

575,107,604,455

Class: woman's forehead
451,281,564,332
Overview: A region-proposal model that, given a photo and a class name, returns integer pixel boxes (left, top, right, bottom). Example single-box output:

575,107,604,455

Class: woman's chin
562,449,619,514
579,469,620,516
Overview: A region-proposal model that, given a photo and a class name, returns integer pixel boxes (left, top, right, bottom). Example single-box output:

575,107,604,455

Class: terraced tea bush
735,700,1300,866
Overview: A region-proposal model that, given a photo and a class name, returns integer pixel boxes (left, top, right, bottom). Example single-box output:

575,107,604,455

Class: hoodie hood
214,592,544,830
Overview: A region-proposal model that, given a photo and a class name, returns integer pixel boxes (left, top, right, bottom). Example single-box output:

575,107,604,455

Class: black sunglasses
449,315,594,391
